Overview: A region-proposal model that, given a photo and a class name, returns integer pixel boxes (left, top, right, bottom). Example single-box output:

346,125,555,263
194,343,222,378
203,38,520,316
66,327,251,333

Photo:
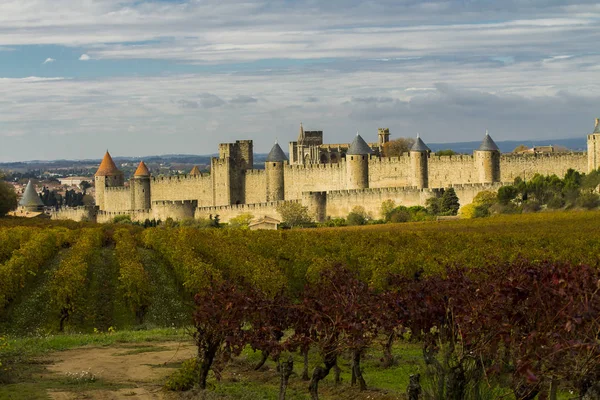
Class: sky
1,0,600,162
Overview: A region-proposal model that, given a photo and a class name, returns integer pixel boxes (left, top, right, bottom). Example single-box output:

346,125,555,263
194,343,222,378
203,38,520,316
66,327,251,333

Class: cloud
42,57,55,64
229,95,258,104
79,54,90,61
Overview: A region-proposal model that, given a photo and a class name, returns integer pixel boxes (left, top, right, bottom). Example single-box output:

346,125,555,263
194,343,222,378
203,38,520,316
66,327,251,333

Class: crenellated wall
499,153,587,181
428,155,477,187
195,200,300,223
244,169,268,204
151,174,213,205
104,186,131,212
368,155,412,188
51,206,96,222
284,162,346,200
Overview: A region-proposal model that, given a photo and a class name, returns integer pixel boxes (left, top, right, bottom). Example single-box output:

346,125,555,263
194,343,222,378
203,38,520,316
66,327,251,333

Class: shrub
347,206,369,226
112,215,132,224
577,192,600,209
165,358,198,391
389,207,410,223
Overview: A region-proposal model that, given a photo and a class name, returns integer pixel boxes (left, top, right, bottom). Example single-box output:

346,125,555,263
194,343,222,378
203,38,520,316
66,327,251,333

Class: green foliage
434,149,457,156
165,358,198,391
114,229,151,322
0,179,18,217
276,202,312,227
228,213,254,229
440,188,460,215
112,215,132,224
497,185,518,205
577,192,600,209
380,199,396,220
346,206,369,226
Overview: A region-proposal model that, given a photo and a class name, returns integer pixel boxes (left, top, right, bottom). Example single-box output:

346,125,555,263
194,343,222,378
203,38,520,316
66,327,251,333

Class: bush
497,186,518,205
165,358,198,391
522,200,541,213
276,202,313,227
389,207,410,223
347,206,369,226
112,215,132,224
228,213,254,229
577,192,600,209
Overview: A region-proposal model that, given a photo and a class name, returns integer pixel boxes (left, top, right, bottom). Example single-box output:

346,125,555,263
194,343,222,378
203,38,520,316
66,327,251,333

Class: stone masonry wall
195,200,301,223
368,155,412,188
151,174,213,206
103,187,131,212
428,155,477,187
499,153,587,181
51,207,96,222
284,162,346,200
244,169,267,204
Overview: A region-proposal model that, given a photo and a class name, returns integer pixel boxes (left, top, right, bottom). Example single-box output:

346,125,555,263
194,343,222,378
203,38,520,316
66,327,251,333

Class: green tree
0,173,17,217
380,199,396,221
497,186,518,205
347,206,369,226
276,202,312,227
228,213,254,229
440,187,460,215
434,149,457,156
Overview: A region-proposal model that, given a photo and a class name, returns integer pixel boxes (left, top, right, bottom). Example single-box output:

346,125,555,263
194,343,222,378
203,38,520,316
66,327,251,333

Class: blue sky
1,0,600,161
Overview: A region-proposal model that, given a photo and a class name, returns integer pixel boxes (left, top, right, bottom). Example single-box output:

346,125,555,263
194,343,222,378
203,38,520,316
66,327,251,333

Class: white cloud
42,57,55,64
79,54,90,61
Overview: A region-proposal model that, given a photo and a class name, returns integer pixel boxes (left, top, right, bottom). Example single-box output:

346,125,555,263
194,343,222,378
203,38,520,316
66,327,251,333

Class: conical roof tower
266,141,288,162
411,134,431,152
134,161,150,177
189,165,201,176
95,151,123,176
347,133,373,155
19,180,44,210
478,131,500,152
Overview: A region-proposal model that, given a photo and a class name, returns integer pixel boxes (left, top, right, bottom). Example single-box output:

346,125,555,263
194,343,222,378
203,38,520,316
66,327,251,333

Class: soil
46,341,196,400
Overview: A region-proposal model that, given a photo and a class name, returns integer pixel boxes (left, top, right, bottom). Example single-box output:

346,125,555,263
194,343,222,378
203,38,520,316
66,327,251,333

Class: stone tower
587,118,600,172
131,161,151,210
474,132,501,184
265,141,287,202
346,133,372,189
378,128,390,149
94,151,124,210
410,135,430,189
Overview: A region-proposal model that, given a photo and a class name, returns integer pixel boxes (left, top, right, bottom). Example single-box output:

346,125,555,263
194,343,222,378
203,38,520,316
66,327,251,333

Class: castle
52,119,600,224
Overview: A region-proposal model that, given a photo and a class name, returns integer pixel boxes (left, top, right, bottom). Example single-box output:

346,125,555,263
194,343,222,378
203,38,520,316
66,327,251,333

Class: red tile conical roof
189,165,201,176
95,151,123,176
134,161,150,177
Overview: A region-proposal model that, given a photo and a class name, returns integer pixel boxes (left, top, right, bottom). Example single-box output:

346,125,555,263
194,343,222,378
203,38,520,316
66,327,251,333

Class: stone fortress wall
52,119,600,224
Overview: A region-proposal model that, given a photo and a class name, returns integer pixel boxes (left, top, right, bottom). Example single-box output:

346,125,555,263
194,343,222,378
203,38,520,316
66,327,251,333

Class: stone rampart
428,155,477,187
244,169,267,204
500,153,587,181
195,200,301,223
151,174,213,206
284,161,346,200
104,186,131,212
51,206,96,222
368,155,412,188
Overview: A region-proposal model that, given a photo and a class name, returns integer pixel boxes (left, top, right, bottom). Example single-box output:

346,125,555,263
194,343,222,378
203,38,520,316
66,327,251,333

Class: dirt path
46,341,196,400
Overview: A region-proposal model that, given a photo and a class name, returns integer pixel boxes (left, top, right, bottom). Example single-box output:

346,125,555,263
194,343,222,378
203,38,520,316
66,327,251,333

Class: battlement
321,186,423,199
105,186,129,192
197,199,300,213
244,169,267,176
286,161,346,170
370,155,411,164
152,173,209,183
430,154,475,162
152,200,198,206
500,152,585,160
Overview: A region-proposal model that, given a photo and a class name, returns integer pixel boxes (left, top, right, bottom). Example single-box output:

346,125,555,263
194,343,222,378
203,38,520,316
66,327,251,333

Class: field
0,211,599,399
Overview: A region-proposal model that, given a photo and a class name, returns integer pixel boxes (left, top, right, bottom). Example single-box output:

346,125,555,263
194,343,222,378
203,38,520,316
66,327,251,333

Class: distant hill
0,138,588,172
428,138,587,154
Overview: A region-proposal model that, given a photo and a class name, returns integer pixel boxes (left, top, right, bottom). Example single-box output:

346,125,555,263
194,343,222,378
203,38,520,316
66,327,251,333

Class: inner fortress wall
428,155,477,187
195,200,300,223
499,153,588,181
244,169,268,204
284,162,346,200
368,155,412,188
151,174,213,206
103,187,131,212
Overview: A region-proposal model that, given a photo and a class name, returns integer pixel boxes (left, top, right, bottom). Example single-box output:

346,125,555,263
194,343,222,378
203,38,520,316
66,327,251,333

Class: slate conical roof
411,135,431,152
266,142,288,162
478,132,500,152
298,122,305,142
95,151,123,176
347,134,373,155
19,180,44,208
134,161,150,177
594,118,600,133
189,165,201,176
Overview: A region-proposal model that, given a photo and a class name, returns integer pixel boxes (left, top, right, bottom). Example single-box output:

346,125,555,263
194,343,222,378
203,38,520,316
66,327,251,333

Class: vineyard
0,211,599,399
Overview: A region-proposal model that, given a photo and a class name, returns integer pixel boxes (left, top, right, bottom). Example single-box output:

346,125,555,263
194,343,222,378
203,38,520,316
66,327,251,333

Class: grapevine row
114,228,151,322
49,228,103,331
